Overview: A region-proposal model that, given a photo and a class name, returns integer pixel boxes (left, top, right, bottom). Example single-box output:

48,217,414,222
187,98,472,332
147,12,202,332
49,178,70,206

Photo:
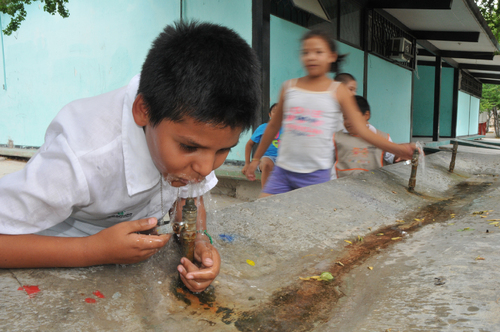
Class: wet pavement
1,149,500,332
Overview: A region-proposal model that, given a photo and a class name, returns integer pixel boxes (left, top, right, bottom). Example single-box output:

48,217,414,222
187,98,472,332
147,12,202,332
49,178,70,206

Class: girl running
245,29,415,197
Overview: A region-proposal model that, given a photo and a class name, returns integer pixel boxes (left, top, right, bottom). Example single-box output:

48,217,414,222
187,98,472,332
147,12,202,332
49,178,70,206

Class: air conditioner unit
390,37,413,62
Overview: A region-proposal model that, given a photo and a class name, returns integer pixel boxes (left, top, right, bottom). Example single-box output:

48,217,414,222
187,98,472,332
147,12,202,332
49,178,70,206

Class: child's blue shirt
250,123,282,157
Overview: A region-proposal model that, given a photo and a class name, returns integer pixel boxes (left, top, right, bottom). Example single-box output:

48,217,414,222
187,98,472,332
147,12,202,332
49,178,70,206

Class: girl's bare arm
245,87,285,181
336,84,415,160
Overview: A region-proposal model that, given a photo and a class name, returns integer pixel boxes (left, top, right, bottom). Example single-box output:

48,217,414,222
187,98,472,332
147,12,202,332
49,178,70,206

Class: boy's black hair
269,103,277,113
138,21,261,131
301,28,346,73
355,95,370,116
334,73,356,84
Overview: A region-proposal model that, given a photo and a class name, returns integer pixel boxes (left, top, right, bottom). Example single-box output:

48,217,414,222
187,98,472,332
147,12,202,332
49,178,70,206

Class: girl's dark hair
138,21,261,131
301,29,347,73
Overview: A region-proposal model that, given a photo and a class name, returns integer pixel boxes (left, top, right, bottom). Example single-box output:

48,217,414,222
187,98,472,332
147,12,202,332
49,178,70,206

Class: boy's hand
88,218,170,265
241,163,249,175
177,239,221,293
244,160,259,181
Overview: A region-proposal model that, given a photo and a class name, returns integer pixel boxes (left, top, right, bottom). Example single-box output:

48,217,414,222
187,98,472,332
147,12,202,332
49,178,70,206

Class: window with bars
367,10,416,70
459,71,482,98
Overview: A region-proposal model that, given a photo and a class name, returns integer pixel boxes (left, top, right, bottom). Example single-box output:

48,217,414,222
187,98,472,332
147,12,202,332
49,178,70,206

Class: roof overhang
379,0,500,85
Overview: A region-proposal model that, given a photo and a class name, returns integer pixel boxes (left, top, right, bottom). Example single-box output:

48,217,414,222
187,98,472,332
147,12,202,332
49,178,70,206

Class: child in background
333,96,396,179
242,103,282,188
330,72,357,179
0,22,261,293
334,73,357,95
245,28,414,196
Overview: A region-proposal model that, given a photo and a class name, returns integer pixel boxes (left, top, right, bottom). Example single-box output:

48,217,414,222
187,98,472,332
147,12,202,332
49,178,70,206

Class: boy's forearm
0,234,97,268
244,140,254,164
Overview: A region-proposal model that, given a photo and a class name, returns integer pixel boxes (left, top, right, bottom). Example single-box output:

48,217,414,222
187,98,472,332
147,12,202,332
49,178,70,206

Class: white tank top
277,79,343,173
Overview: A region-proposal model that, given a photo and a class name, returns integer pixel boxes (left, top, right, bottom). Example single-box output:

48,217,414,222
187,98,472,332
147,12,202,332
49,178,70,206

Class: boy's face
343,111,370,135
269,105,277,119
345,80,357,96
133,96,241,187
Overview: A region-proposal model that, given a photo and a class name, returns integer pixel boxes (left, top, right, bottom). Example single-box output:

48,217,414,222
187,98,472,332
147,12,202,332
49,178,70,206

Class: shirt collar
122,74,161,196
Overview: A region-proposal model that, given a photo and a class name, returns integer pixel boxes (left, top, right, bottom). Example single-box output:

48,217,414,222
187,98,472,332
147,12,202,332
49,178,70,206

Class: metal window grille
367,10,416,70
459,71,482,98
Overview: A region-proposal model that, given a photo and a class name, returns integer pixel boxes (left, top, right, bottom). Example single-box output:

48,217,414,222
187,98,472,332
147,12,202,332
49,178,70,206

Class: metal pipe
449,140,458,173
179,197,197,262
408,149,419,192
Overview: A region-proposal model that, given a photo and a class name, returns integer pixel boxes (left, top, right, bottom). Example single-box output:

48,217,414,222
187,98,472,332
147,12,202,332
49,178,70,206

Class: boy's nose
192,153,215,178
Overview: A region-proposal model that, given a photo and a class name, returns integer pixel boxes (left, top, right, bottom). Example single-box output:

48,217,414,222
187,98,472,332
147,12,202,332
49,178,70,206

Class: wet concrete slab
1,151,500,331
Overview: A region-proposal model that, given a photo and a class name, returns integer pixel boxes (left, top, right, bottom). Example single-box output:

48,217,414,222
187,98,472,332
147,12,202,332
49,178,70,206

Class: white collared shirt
0,75,217,236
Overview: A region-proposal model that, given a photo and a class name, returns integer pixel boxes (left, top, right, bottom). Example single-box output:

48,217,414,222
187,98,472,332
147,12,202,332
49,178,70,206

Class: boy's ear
132,94,149,127
364,111,371,121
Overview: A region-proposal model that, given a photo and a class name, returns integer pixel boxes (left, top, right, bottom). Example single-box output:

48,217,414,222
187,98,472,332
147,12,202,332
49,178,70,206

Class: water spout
408,149,419,192
175,197,197,262
448,140,458,173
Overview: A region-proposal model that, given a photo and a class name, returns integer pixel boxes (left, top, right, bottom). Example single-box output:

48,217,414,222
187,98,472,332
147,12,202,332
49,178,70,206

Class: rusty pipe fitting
179,198,197,262
408,149,419,192
449,141,458,173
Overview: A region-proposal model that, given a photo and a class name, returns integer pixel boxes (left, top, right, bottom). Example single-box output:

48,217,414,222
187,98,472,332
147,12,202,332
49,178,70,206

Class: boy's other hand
88,218,170,265
177,240,221,293
245,160,259,181
241,163,249,175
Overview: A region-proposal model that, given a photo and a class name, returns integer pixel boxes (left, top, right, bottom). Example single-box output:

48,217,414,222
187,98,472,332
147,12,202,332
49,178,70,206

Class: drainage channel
173,175,499,332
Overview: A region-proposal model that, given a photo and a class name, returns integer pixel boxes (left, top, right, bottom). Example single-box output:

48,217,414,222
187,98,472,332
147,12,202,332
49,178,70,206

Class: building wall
456,92,480,136
469,96,480,136
439,67,454,137
269,16,308,106
0,0,181,147
337,42,364,96
0,0,254,162
411,66,454,137
412,65,434,136
457,91,471,136
183,0,252,161
366,54,412,143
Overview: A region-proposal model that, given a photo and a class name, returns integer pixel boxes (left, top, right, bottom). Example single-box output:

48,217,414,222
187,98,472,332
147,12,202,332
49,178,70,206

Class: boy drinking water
0,22,261,293
334,96,396,178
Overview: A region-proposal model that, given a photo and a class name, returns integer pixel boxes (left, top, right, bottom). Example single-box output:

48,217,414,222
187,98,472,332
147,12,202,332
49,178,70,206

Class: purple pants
262,165,330,195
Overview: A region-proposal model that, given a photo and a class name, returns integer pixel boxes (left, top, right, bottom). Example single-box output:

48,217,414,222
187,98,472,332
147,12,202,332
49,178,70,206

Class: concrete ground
1,142,500,332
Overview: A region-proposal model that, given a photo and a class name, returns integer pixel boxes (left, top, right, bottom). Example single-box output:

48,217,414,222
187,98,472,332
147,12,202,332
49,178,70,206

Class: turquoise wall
270,15,308,106
456,92,479,136
366,54,412,143
469,96,480,135
412,66,434,136
0,0,254,161
411,66,454,137
337,42,364,96
457,91,471,136
183,0,252,161
439,67,454,137
0,1,180,147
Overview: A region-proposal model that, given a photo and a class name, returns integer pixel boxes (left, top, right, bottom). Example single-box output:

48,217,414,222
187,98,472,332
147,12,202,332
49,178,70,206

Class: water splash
415,141,426,177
